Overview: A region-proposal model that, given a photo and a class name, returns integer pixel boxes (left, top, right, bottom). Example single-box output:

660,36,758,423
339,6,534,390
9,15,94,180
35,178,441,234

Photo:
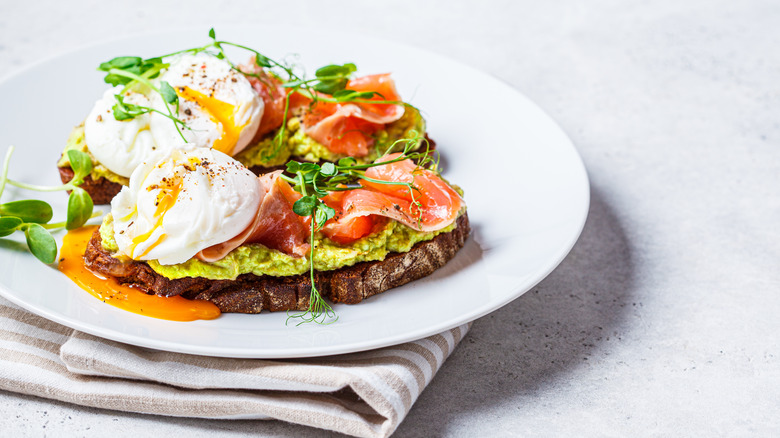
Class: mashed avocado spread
57,125,129,186
99,209,459,281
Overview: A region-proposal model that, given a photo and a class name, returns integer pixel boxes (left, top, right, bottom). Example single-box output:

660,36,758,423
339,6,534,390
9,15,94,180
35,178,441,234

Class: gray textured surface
1,0,779,436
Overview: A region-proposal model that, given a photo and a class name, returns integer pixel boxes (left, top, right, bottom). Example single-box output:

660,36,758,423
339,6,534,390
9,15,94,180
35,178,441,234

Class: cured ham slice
240,59,288,140
302,74,406,157
196,171,309,261
321,153,462,243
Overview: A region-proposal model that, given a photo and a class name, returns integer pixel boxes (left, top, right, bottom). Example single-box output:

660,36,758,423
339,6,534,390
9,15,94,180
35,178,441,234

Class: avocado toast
77,147,467,320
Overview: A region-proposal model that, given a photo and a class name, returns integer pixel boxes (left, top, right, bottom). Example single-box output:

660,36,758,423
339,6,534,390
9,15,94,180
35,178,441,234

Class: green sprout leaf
112,102,134,121
315,65,342,77
338,157,357,167
142,57,164,78
314,203,335,229
103,73,133,87
293,196,318,216
66,187,94,230
98,56,143,72
315,63,356,78
99,56,144,86
320,162,337,177
331,89,357,100
24,224,57,264
254,54,272,68
332,89,377,102
159,81,178,105
208,28,216,39
312,63,357,95
67,149,93,180
286,161,302,173
0,200,53,224
299,162,320,173
314,79,348,95
112,94,151,121
0,217,22,237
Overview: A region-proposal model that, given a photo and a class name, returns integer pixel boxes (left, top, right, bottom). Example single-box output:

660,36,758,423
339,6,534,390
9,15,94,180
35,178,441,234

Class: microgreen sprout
0,146,100,263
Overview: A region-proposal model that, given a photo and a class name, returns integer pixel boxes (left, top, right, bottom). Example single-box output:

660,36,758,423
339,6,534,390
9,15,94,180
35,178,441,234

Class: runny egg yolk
58,226,221,321
127,177,184,259
177,86,246,155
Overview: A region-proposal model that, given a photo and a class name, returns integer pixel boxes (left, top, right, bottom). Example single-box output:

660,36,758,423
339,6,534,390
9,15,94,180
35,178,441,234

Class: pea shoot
0,146,99,263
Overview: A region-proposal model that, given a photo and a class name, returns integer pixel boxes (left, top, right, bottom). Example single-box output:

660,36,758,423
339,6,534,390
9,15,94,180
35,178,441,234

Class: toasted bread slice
84,213,469,313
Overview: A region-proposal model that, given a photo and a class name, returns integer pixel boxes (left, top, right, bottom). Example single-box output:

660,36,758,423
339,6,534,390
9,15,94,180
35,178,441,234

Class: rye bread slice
83,213,469,313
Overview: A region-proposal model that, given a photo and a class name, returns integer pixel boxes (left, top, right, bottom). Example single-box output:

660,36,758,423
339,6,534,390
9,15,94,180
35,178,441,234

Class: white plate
0,27,588,358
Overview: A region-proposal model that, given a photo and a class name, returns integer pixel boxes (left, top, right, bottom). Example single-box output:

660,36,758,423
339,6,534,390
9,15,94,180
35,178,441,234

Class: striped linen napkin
0,297,469,438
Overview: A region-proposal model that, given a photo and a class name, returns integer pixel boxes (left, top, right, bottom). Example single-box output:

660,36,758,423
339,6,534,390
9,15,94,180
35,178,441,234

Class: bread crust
84,213,470,313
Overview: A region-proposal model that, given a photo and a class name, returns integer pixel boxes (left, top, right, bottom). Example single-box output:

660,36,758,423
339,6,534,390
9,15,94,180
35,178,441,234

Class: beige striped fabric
0,297,469,438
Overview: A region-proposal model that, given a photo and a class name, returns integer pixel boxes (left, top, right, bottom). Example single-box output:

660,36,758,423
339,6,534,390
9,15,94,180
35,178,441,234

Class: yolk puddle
177,86,244,155
58,226,221,321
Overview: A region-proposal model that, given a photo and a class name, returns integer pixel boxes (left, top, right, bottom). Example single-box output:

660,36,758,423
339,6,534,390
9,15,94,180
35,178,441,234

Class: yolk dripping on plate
58,225,221,321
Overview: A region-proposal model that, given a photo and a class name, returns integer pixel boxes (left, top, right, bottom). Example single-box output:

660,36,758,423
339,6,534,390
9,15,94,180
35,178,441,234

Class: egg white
84,87,162,178
111,148,262,265
150,52,263,155
84,53,264,179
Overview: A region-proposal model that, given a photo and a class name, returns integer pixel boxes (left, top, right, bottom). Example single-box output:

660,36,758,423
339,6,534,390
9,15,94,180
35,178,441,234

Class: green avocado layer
99,208,459,281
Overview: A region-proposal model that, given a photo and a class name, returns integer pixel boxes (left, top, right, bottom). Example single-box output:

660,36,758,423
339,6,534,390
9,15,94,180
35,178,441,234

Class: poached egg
85,52,264,178
111,148,261,265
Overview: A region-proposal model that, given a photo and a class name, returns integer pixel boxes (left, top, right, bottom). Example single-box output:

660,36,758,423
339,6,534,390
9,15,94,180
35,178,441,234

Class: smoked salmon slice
321,153,462,243
301,74,405,157
239,64,406,158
